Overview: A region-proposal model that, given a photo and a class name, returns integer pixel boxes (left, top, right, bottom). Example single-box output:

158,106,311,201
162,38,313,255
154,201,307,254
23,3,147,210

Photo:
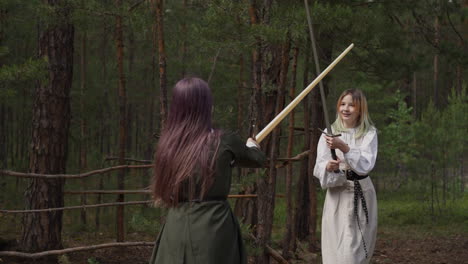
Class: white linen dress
313,127,378,264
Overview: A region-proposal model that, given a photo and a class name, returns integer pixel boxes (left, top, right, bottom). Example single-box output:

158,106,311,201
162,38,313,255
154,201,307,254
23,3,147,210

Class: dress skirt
149,200,247,264
321,177,377,264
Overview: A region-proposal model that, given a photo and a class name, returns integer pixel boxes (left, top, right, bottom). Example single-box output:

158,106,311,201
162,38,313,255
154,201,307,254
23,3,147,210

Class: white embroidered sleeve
343,128,378,176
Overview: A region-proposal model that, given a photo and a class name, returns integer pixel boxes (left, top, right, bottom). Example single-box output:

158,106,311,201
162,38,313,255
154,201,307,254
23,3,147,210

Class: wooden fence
0,153,308,262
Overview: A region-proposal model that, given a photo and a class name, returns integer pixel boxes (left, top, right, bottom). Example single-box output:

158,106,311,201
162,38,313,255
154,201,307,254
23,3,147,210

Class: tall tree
79,30,88,226
282,45,299,260
115,0,127,242
20,0,74,255
154,0,168,129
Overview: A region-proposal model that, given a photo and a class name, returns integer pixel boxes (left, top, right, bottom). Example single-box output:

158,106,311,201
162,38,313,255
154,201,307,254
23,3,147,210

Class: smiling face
339,94,360,128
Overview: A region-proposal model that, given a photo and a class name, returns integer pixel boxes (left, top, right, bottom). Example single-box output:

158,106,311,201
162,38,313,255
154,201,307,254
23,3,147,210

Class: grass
271,188,468,245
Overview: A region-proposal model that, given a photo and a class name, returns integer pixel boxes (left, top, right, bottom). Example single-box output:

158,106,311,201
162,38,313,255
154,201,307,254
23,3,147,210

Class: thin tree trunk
20,0,74,256
96,25,109,233
155,0,168,129
0,103,5,169
80,31,88,227
294,37,311,247
455,62,462,95
433,15,439,107
237,54,245,131
282,46,298,260
248,0,263,134
0,104,5,206
180,0,188,77
412,72,417,118
233,0,262,230
115,0,127,242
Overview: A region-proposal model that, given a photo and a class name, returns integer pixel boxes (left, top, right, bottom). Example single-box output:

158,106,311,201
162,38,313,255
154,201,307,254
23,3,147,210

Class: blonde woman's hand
326,158,341,172
324,135,350,153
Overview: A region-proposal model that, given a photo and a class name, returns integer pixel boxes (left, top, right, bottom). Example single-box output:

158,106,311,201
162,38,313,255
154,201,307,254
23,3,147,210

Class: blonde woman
313,89,378,264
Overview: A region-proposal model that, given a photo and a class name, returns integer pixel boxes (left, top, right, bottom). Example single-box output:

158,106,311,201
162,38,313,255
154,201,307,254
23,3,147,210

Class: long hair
331,89,374,138
152,77,221,206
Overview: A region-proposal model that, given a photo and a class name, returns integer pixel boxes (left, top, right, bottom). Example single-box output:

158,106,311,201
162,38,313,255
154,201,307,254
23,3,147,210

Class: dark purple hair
152,77,221,206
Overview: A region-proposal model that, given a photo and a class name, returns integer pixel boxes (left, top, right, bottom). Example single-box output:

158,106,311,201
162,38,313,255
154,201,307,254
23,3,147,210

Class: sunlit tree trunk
20,0,74,256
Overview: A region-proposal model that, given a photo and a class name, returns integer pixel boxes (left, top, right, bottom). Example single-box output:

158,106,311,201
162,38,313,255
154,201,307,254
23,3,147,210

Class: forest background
0,0,467,264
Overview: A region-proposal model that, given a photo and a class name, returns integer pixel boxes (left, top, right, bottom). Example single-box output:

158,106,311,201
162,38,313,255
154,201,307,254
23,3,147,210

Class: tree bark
155,0,168,129
115,0,127,242
256,35,290,264
79,30,88,227
233,0,262,230
282,46,298,260
433,14,439,107
294,37,311,245
20,0,74,256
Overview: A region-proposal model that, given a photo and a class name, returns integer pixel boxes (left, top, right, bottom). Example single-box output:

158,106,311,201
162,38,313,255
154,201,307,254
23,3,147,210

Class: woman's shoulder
363,126,378,140
368,125,377,133
220,130,242,142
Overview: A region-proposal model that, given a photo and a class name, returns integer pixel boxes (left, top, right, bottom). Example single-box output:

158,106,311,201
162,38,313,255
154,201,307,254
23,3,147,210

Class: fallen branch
0,200,153,214
63,191,282,199
104,157,152,164
65,190,152,195
0,164,152,179
247,234,289,264
0,241,155,259
275,150,310,168
266,245,289,264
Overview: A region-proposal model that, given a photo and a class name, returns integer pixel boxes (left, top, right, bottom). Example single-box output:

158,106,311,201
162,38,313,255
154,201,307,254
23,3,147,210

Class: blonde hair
331,89,374,138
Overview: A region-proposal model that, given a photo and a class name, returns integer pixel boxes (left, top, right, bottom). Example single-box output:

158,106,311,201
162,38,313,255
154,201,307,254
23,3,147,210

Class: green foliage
239,221,262,257
87,257,101,264
58,255,72,264
128,211,161,233
0,57,48,87
378,190,468,233
379,90,417,172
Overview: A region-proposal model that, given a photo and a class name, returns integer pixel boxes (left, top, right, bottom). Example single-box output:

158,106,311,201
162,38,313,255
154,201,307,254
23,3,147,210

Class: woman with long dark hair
149,77,266,264
314,89,378,264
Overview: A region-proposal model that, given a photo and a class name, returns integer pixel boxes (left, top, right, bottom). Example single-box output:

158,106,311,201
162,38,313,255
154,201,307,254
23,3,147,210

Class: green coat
149,132,266,264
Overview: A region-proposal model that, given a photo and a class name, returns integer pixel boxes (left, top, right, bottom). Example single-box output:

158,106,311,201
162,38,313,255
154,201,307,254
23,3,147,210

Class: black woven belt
345,170,368,181
345,169,370,258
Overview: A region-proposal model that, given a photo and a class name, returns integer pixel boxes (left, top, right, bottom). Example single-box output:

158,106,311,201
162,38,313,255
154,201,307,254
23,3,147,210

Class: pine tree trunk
233,0,262,230
237,54,245,131
180,0,188,77
0,103,5,206
257,37,290,264
115,0,127,242
433,15,439,107
20,0,74,255
155,0,168,129
0,103,5,169
96,25,109,232
282,46,299,260
308,31,333,251
294,37,311,244
80,31,88,227
248,0,263,133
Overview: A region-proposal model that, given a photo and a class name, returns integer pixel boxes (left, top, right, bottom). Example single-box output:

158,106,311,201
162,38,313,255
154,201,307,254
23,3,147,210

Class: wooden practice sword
255,43,354,143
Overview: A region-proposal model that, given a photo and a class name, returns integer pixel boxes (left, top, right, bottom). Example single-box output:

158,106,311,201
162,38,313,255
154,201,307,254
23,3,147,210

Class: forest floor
1,228,467,264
